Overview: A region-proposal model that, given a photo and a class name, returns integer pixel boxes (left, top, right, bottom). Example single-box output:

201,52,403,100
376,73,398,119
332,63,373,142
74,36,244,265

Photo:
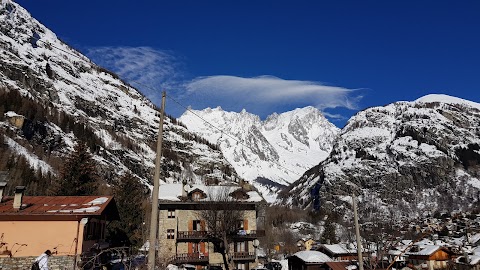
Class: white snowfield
180,106,339,201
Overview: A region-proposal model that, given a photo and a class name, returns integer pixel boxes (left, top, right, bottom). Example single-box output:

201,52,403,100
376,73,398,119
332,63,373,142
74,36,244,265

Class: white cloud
184,75,361,117
86,47,361,121
87,46,183,104
322,112,348,120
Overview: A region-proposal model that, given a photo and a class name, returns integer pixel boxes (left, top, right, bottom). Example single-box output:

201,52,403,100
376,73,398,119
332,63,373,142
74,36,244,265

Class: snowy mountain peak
180,107,339,202
0,1,239,193
415,94,480,110
283,94,480,223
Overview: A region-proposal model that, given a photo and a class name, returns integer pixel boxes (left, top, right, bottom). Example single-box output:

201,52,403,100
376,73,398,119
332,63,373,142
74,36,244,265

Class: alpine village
1,1,480,270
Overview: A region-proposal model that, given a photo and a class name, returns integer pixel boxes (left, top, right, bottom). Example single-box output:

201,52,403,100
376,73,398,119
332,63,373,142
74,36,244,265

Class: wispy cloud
184,75,361,118
322,112,348,120
87,46,183,104
86,47,362,121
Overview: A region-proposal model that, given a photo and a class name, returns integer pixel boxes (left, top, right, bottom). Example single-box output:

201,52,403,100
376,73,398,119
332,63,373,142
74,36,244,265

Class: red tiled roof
0,196,118,221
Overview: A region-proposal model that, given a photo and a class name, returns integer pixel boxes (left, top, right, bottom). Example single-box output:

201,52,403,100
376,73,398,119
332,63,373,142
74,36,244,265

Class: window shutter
201,242,206,253
189,220,193,231
244,219,248,230
200,220,206,231
188,242,193,253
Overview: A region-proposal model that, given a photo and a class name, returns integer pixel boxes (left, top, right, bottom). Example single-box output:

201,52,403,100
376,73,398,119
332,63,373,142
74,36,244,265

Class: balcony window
192,242,201,253
235,241,246,252
193,220,202,231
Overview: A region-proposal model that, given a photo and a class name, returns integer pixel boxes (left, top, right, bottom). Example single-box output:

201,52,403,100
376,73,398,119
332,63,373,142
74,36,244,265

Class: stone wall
0,255,76,270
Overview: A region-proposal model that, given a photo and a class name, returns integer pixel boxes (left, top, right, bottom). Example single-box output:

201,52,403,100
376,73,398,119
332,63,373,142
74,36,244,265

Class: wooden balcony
170,253,209,264
177,230,208,240
232,251,256,261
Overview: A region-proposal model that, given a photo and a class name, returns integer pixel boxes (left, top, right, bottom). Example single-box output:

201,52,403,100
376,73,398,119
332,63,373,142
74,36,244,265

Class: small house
0,185,119,268
317,244,360,261
288,250,332,270
406,245,454,270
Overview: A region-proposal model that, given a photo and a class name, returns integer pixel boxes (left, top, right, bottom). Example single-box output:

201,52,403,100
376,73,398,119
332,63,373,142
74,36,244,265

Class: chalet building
0,184,119,269
297,238,316,251
288,250,332,270
406,245,454,270
157,183,266,270
316,244,360,261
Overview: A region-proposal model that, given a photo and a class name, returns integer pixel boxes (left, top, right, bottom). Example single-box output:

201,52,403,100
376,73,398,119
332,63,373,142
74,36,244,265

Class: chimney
182,179,187,198
13,186,26,209
0,182,6,203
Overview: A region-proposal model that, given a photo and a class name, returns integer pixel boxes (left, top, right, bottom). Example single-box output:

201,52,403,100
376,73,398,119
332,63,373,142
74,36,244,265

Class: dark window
193,220,202,231
167,229,175,239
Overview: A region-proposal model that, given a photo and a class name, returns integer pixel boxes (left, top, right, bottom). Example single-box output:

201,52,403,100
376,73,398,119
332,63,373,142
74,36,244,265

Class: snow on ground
4,137,55,175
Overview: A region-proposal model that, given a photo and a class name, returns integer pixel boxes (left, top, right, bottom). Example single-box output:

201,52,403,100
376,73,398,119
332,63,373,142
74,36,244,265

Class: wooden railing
232,251,256,260
177,231,208,240
170,253,209,264
177,229,265,240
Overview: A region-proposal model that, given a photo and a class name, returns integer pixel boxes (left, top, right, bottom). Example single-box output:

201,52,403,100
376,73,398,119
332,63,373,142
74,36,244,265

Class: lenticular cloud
186,75,361,111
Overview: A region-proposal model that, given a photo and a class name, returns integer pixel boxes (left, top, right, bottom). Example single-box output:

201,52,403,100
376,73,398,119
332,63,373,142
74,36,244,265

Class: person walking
32,250,52,270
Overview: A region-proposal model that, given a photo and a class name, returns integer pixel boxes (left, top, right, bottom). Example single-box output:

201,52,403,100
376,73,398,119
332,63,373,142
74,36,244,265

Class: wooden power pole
353,192,364,270
148,91,166,270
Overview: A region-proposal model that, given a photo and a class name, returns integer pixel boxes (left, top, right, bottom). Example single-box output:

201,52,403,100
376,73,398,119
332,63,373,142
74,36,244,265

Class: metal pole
148,91,166,270
353,192,364,270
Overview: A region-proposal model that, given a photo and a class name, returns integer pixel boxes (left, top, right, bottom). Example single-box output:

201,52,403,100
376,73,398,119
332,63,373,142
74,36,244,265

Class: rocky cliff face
0,1,238,194
179,106,339,201
282,95,480,222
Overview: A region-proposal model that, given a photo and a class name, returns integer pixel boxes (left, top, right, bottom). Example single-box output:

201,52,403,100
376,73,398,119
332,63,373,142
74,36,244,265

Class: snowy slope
0,1,238,190
283,95,480,222
179,106,339,201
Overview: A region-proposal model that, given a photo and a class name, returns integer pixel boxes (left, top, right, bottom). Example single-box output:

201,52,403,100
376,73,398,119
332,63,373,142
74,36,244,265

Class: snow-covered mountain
282,94,480,223
179,106,339,201
0,1,238,194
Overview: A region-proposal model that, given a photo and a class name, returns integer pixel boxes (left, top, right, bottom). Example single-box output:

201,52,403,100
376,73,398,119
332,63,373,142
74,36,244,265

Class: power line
128,82,302,178
34,38,90,62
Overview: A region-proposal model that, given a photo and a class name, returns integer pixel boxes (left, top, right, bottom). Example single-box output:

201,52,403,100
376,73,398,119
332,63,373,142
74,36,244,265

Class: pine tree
53,141,100,196
321,220,338,244
108,172,147,247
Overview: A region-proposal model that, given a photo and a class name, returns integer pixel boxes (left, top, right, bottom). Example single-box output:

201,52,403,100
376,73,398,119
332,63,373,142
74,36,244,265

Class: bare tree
197,186,245,270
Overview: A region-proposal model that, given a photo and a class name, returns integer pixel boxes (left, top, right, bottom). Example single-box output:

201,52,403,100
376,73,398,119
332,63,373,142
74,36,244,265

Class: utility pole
148,91,166,270
353,192,364,270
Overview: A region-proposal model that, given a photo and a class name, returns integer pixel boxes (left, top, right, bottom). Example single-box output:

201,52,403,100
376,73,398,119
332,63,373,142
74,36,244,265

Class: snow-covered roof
4,111,22,117
416,239,434,246
470,233,480,244
293,250,332,263
323,244,356,255
456,255,480,265
469,255,480,266
0,196,117,219
406,245,441,256
158,183,264,203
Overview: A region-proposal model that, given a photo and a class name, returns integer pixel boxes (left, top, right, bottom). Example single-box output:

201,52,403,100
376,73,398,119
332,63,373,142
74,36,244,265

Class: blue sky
17,0,480,127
